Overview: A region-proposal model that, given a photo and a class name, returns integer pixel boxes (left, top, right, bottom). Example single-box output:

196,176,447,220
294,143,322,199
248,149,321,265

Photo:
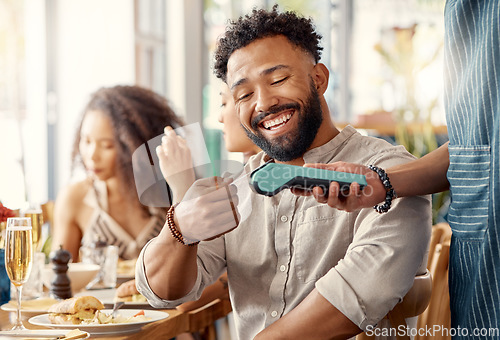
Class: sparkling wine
5,227,33,286
5,218,33,330
25,210,43,252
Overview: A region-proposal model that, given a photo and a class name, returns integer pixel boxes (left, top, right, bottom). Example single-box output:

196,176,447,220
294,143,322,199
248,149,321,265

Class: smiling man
224,35,331,165
136,6,432,339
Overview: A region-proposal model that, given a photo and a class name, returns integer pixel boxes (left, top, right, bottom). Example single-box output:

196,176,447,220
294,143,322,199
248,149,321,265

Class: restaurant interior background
0,0,449,222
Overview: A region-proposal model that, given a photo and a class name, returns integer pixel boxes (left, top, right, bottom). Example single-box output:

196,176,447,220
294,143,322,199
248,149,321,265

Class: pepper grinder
49,245,72,299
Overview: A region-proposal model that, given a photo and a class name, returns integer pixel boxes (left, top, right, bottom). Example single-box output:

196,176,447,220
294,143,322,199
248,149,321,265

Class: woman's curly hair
214,5,323,82
71,85,183,212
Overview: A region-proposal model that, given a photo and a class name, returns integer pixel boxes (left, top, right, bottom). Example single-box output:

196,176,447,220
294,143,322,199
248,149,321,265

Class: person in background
137,7,431,339
52,85,188,262
218,82,261,164
300,1,499,338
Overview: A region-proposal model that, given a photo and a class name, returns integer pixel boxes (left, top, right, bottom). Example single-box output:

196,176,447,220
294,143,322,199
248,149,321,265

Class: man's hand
175,176,240,243
156,126,196,202
291,162,385,212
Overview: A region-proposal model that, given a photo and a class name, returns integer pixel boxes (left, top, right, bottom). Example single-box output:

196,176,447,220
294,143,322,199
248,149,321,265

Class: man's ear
312,63,329,95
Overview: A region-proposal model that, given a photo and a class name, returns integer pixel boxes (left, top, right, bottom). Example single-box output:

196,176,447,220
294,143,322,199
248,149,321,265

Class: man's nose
255,88,278,113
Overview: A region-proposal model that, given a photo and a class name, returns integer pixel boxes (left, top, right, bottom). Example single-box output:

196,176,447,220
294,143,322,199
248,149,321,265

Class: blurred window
135,0,166,95
201,0,446,138
0,0,446,209
0,0,29,208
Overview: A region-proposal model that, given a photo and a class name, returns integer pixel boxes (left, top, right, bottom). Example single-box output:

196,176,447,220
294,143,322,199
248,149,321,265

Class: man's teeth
263,113,292,129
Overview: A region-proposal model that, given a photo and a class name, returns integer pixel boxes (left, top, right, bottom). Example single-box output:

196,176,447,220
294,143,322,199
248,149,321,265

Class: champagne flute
4,217,33,330
24,209,43,252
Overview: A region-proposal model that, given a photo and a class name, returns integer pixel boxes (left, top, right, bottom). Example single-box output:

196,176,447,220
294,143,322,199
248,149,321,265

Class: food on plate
48,296,104,325
115,279,147,303
48,295,151,325
100,310,151,324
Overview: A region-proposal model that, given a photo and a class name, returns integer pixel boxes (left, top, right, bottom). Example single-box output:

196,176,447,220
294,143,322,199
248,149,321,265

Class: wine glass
84,238,108,290
23,207,45,300
24,208,43,252
4,217,33,330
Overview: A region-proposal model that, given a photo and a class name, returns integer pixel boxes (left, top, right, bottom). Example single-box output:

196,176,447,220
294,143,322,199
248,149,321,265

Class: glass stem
15,285,22,327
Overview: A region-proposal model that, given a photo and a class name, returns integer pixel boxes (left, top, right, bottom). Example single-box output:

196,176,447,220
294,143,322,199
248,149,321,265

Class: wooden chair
357,223,453,340
357,270,432,340
426,223,452,270
189,299,232,340
416,223,452,340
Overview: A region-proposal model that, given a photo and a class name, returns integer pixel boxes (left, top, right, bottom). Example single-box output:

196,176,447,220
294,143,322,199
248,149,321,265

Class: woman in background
217,82,261,163
52,85,188,262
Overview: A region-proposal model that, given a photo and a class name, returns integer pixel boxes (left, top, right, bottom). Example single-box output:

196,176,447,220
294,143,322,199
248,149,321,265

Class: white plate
28,309,169,335
0,329,90,339
74,289,150,308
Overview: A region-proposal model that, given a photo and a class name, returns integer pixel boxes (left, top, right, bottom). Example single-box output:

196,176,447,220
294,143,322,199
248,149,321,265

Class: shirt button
271,311,278,317
280,215,288,222
280,265,286,272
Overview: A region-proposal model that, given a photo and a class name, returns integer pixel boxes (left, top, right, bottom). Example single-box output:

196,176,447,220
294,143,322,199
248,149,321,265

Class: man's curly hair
214,5,323,82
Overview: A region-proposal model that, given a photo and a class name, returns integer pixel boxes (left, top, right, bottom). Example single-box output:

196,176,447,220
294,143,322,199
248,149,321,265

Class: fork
112,301,125,318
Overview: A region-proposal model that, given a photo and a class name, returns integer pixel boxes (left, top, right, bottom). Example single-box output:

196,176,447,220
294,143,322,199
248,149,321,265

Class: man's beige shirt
136,126,432,339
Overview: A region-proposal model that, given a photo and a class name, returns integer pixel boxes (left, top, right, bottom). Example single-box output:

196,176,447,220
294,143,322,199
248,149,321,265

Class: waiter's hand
291,162,385,212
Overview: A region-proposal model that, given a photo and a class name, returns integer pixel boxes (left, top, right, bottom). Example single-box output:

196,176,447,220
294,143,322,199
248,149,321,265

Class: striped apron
444,0,500,338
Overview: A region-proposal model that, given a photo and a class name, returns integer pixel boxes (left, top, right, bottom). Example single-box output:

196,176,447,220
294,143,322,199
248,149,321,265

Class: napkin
58,328,89,339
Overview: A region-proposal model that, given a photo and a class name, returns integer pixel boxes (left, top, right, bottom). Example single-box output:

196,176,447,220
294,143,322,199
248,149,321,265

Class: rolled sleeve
316,268,370,329
135,239,204,308
316,194,431,330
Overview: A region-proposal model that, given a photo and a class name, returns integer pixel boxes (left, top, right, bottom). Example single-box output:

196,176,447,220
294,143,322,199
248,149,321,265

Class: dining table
0,298,232,339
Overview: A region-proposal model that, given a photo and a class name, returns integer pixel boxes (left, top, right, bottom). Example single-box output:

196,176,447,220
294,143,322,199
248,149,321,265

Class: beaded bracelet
167,204,199,246
368,165,397,213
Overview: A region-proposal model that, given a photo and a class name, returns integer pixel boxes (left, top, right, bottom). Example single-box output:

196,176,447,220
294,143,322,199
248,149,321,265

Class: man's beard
243,81,323,162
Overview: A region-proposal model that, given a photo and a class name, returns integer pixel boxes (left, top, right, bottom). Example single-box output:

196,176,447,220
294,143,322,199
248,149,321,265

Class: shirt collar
302,125,357,164
248,125,358,167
